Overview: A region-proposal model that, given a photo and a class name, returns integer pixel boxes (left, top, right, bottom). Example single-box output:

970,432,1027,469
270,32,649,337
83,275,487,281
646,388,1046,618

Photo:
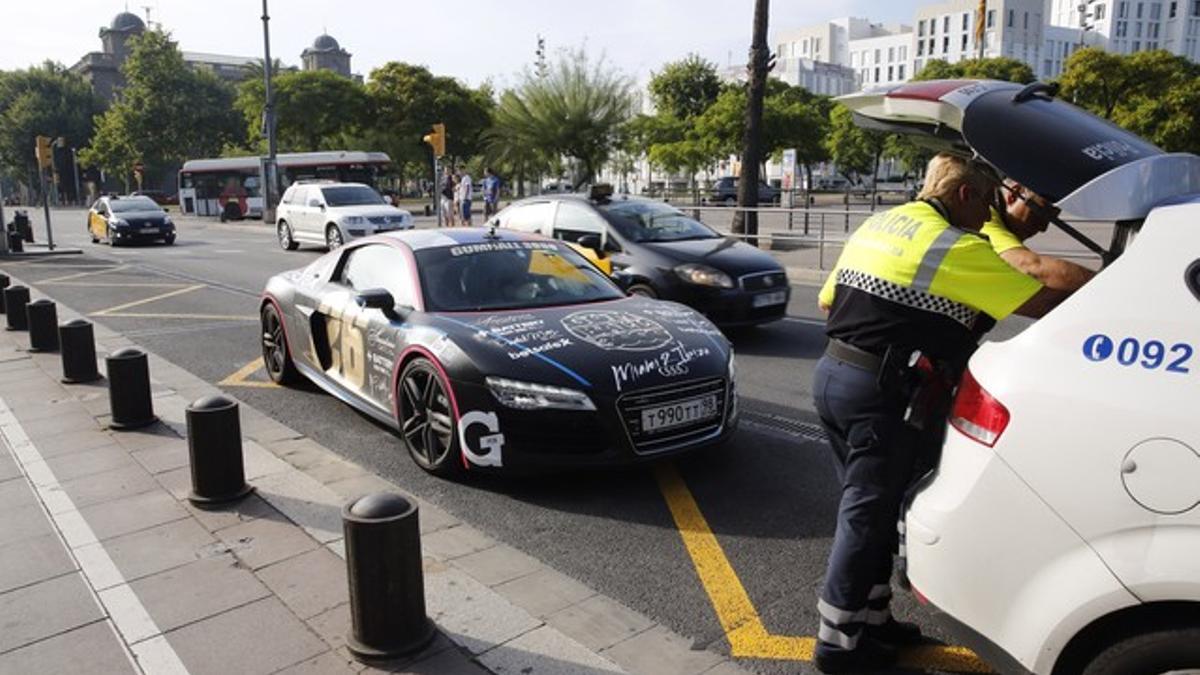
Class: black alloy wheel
326,224,343,250
277,221,298,251
397,358,460,476
626,283,657,298
261,304,299,384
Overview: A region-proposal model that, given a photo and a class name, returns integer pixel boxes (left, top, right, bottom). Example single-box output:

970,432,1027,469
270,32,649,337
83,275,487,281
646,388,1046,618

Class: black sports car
261,228,738,475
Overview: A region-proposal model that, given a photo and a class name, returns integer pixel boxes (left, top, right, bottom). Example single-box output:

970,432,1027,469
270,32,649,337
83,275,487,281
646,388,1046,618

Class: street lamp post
261,0,279,225
71,147,82,206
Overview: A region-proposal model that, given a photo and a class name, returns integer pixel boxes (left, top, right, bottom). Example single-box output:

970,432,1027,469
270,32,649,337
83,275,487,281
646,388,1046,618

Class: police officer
983,179,1096,292
811,154,1070,672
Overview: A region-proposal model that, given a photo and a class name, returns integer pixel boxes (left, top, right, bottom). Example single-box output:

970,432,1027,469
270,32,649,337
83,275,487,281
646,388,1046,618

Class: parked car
260,228,737,475
707,176,781,206
843,78,1200,675
492,189,790,327
86,195,175,246
275,182,413,251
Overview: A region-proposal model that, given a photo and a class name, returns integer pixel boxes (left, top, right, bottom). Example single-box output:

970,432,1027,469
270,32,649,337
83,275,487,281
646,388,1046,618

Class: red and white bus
178,151,391,219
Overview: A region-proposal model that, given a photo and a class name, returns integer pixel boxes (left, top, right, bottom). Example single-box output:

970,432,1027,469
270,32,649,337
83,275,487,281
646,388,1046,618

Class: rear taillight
949,368,1010,447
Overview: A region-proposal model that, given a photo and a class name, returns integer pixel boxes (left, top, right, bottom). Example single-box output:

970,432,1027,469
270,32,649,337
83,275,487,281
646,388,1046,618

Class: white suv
845,80,1200,674
276,182,412,251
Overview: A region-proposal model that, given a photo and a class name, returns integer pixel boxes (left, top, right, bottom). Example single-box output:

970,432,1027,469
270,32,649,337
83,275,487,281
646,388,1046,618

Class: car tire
723,196,736,207
325,224,343,251
1079,625,1200,675
396,358,462,477
163,233,175,246
107,226,121,247
277,220,298,251
626,283,657,298
260,303,300,385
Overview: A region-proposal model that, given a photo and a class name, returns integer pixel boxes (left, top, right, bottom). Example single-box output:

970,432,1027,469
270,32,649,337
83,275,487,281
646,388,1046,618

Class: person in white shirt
456,167,473,226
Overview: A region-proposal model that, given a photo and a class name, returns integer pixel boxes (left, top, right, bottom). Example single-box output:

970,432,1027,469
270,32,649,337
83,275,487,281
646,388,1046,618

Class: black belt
825,339,884,373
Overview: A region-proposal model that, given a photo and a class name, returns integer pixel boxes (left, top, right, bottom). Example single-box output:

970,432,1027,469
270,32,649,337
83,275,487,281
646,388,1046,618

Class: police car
841,80,1200,674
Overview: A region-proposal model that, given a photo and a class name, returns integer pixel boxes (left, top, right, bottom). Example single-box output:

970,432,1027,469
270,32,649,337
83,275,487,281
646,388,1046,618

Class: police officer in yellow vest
811,154,1070,672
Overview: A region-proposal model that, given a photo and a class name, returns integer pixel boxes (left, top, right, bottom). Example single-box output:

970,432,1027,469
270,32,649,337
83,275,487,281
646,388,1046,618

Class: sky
5,1,918,88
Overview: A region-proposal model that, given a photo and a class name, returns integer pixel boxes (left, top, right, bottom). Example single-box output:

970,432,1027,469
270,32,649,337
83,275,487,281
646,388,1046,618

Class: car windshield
600,201,720,242
110,197,161,213
416,240,624,312
321,186,384,206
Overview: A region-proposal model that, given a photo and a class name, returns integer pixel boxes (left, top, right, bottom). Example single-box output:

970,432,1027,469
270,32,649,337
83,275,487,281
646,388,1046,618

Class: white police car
842,80,1200,674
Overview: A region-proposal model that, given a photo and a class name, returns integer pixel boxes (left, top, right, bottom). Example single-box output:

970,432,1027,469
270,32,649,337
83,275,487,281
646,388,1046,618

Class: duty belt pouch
876,345,915,394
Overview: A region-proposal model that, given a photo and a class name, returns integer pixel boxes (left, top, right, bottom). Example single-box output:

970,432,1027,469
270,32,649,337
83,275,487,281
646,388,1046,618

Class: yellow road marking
653,464,991,672
91,284,205,316
98,312,256,321
39,264,128,283
218,357,277,388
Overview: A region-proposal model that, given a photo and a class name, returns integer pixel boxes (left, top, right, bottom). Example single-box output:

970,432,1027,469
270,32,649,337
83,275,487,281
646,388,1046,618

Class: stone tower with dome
70,10,147,103
301,33,352,77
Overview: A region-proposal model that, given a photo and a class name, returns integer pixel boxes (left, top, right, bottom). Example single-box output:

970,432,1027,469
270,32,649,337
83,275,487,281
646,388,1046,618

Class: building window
1024,11,1029,28
888,46,895,62
888,65,894,80
1097,4,1107,19
963,12,970,29
930,17,936,34
1138,1,1145,17
875,48,881,63
1152,22,1161,36
987,9,996,27
899,64,906,79
919,21,926,36
1008,9,1015,26
1116,20,1127,35
1193,0,1200,15
930,38,936,53
943,36,950,52
918,40,925,55
962,34,969,50
944,15,951,32
1136,21,1143,36
1169,1,1176,18
1151,2,1161,19
1119,1,1128,18
874,66,880,81
1133,39,1141,49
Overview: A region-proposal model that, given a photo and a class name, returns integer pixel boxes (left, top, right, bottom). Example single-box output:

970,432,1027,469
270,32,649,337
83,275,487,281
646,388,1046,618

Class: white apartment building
1051,0,1200,59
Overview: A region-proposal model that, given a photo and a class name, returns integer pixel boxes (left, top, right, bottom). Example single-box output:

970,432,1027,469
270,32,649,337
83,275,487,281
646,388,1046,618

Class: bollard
106,347,157,429
60,319,101,383
343,492,435,660
4,286,30,331
26,299,58,352
0,273,8,314
7,231,22,253
185,395,253,508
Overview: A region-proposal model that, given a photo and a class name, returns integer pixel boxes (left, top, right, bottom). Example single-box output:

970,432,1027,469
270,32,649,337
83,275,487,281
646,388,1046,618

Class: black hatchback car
708,176,781,206
492,192,790,326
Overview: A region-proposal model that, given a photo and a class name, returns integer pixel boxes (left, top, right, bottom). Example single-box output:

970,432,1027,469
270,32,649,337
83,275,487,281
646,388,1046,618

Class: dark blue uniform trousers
812,354,919,653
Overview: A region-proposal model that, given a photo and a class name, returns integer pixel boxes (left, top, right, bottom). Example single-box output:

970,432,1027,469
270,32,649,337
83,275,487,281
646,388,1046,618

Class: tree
236,70,368,153
825,102,887,198
734,0,771,237
914,57,1035,83
81,30,242,188
1056,48,1130,118
490,48,634,187
648,54,723,120
762,82,831,191
0,62,100,193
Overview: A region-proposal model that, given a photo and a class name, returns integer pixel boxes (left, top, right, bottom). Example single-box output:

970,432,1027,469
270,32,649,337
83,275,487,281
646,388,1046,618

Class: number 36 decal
1082,334,1192,373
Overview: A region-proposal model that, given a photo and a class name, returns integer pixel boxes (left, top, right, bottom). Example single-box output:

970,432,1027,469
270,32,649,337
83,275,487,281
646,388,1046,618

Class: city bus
178,150,391,219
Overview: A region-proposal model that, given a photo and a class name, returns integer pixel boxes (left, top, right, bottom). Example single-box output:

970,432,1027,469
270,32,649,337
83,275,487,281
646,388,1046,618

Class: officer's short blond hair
917,153,998,205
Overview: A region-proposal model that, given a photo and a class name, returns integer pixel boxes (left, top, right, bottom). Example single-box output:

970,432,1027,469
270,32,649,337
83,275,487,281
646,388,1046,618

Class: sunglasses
1018,191,1062,220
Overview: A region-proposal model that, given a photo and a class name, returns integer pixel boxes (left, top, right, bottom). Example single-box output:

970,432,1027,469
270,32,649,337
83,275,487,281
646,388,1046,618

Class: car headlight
727,351,736,381
110,218,128,228
674,263,734,288
343,216,365,225
486,376,596,411
162,217,173,227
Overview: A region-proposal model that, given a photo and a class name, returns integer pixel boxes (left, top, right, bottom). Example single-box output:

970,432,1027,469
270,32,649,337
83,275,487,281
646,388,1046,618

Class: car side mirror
356,288,394,311
577,234,602,252
603,238,621,254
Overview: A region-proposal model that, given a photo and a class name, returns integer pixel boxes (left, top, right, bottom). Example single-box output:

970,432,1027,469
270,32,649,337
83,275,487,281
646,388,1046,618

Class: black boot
867,618,923,645
814,636,897,674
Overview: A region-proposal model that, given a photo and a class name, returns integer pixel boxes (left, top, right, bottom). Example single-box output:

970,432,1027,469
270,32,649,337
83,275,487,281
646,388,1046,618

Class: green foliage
914,57,1035,83
648,54,723,120
1059,48,1200,153
81,30,242,184
0,62,100,186
236,69,369,153
489,48,634,186
825,103,887,179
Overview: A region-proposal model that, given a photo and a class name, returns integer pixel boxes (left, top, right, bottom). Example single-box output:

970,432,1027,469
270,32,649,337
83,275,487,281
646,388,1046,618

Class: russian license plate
640,394,719,433
139,227,159,234
752,290,787,307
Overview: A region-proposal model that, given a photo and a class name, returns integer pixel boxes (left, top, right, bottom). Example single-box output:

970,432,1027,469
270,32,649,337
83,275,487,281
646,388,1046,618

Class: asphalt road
4,208,1033,674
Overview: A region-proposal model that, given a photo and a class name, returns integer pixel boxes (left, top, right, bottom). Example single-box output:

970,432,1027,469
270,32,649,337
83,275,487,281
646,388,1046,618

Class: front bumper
667,281,790,326
111,226,175,243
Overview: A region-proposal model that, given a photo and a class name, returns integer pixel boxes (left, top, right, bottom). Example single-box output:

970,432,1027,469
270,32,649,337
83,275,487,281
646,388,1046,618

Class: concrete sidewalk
0,272,750,675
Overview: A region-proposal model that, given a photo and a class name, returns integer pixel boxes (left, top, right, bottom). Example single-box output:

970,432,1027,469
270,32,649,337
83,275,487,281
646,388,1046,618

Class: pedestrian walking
810,153,1072,673
441,169,457,227
482,167,501,219
456,166,473,226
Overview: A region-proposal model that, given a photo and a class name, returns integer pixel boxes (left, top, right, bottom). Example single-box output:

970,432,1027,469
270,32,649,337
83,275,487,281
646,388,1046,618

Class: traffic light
423,123,446,158
34,136,52,170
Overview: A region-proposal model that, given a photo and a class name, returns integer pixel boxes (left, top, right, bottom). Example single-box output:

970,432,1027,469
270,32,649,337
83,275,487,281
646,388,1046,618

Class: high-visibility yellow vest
819,201,1041,324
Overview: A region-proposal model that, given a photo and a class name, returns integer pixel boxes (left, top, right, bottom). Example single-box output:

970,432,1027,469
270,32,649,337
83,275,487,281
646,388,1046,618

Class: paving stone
130,439,190,474
324,472,395,501
240,414,305,444
42,443,134,482
354,633,456,674
274,651,359,675
0,573,104,652
601,625,725,675
453,544,542,587
10,398,88,424
0,476,37,509
424,566,540,655
305,601,350,650
163,597,326,675
109,423,184,451
0,452,20,481
155,465,192,500
305,456,367,485
57,462,157,509
700,660,755,675
21,413,100,439
78,489,190,541
89,517,217,583
31,429,117,458
257,547,347,619
494,568,597,619
242,439,293,480
478,624,626,675
129,553,270,632
216,512,320,570
0,620,136,674
0,502,55,548
0,532,77,593
421,525,495,562
393,646,490,675
254,469,343,543
544,595,655,652
270,437,331,471
185,492,276,532
416,501,460,535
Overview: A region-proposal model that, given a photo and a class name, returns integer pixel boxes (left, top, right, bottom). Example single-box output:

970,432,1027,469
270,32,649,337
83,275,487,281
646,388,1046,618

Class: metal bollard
106,347,157,429
26,299,58,352
4,286,30,331
185,395,253,508
0,273,8,314
343,492,435,660
60,319,100,383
